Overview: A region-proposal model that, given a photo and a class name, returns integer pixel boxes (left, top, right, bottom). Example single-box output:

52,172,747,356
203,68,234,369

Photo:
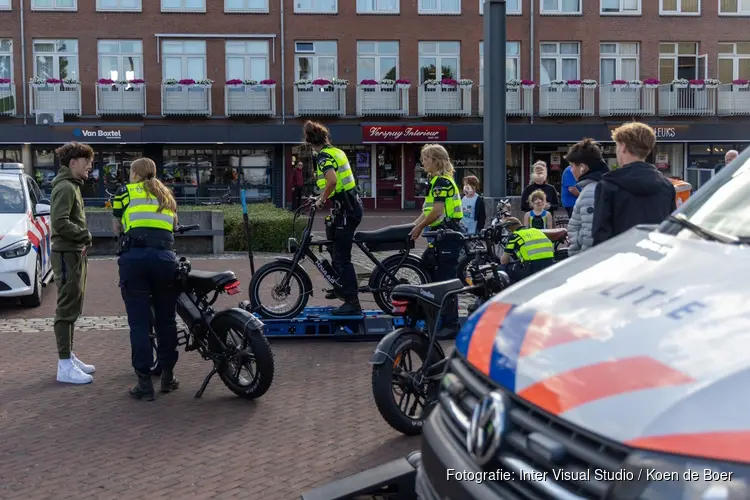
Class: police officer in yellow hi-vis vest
306,120,365,316
112,157,181,401
409,144,464,336
500,217,556,284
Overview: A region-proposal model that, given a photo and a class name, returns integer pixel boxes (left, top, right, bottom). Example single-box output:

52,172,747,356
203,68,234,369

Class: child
524,190,554,230
460,175,486,235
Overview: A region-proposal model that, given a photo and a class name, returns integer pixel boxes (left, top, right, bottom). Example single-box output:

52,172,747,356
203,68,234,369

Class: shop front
685,142,749,190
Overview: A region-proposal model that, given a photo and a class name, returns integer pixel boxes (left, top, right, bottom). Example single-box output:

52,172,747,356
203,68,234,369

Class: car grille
439,354,631,499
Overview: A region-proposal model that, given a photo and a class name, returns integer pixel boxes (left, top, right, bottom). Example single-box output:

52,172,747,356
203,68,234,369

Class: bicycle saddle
391,279,464,307
354,224,414,243
187,270,238,295
541,228,568,242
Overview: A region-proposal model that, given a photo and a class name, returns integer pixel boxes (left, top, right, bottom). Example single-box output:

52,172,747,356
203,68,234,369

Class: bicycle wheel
456,252,500,286
370,255,432,315
249,260,311,319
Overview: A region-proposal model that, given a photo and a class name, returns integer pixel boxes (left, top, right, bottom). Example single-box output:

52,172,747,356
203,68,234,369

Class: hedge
86,204,307,253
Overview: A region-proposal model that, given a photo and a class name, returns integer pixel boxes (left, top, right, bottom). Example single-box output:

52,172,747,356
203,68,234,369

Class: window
225,0,269,12
479,41,521,83
357,0,399,13
294,0,337,13
600,0,640,14
480,0,521,14
0,0,10,10
33,40,78,81
659,42,705,81
720,0,750,14
97,0,141,11
659,0,699,14
718,42,750,82
600,42,639,83
357,41,398,82
31,0,76,10
98,40,143,81
0,40,11,81
226,41,269,81
419,0,460,14
418,41,460,83
541,0,581,14
295,41,337,80
161,0,205,12
540,42,579,84
162,40,206,80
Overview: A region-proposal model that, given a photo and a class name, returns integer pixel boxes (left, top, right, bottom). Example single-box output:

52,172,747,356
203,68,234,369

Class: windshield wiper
666,214,740,244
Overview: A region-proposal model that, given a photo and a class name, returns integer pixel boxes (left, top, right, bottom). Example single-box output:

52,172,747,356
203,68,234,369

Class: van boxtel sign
55,125,143,143
362,125,447,143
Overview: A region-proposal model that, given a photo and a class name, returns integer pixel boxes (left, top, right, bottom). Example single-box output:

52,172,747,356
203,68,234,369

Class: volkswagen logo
466,391,506,465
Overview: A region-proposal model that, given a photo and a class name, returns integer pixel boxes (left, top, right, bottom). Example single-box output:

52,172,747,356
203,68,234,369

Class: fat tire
20,257,43,308
249,261,308,319
456,252,501,286
371,256,431,315
214,319,275,400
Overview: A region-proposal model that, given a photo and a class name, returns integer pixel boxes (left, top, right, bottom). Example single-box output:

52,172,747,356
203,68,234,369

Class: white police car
0,162,53,307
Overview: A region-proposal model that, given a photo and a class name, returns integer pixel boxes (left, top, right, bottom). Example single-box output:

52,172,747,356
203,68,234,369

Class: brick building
0,0,748,208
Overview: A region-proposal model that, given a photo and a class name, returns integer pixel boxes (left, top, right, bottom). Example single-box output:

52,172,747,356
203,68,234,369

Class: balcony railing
225,84,276,116
0,83,16,115
356,86,409,116
30,82,82,115
293,85,346,116
658,84,716,116
96,83,146,116
539,85,596,117
418,85,472,116
161,83,212,116
717,83,750,116
478,86,534,116
599,85,656,116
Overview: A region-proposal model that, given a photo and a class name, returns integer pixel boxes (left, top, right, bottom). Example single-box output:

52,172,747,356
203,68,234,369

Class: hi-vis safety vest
120,182,175,233
423,175,463,228
315,146,356,199
513,228,555,262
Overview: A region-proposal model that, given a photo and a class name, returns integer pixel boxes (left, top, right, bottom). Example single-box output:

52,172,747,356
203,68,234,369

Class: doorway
376,144,402,209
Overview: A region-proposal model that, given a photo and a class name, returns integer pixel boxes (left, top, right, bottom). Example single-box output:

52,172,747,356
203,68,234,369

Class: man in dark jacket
592,122,676,245
521,161,560,214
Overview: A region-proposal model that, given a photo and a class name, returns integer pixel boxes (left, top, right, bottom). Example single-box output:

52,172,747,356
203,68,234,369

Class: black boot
325,288,341,300
331,299,362,316
130,370,155,401
160,366,180,393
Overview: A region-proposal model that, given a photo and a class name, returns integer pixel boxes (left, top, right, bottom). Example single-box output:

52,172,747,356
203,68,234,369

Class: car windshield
0,177,25,214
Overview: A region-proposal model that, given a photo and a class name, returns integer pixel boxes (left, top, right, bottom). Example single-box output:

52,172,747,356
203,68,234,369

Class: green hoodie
50,166,92,252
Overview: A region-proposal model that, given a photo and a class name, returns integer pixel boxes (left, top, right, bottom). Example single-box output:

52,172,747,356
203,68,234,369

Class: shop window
99,151,140,193
291,145,317,197
0,148,21,162
652,143,685,179
33,148,57,196
216,148,272,202
340,145,373,197
162,148,199,203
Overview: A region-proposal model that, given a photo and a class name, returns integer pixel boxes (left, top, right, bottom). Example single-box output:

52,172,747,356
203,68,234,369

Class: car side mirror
35,203,51,217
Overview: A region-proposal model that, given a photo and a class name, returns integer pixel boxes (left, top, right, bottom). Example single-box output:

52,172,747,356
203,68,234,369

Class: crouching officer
304,120,364,316
500,217,556,284
112,157,180,401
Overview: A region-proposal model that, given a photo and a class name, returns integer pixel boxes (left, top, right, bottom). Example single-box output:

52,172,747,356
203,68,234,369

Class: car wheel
20,257,43,308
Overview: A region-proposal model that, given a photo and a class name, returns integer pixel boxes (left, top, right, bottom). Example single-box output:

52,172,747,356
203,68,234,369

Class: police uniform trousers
325,196,364,301
502,258,555,284
421,224,463,326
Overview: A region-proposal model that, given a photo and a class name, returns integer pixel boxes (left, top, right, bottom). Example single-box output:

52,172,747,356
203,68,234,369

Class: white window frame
96,0,142,11
599,42,640,82
161,40,207,81
479,41,521,83
658,42,706,81
294,0,338,13
600,0,641,14
419,0,461,14
224,0,270,13
356,41,400,82
0,40,13,81
356,0,399,14
294,41,338,80
225,41,270,81
480,0,522,14
539,41,580,84
97,40,144,81
540,0,582,14
30,0,77,11
659,0,700,15
32,39,79,81
718,43,750,80
0,0,10,11
718,0,750,15
418,41,461,83
160,0,206,13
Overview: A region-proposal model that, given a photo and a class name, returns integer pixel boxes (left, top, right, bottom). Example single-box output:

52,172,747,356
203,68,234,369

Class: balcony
478,85,534,116
225,83,276,116
658,84,716,117
29,81,81,116
599,84,656,116
356,86,409,116
717,83,750,116
293,83,347,117
161,82,212,116
418,84,472,116
0,83,15,115
539,84,596,117
96,83,146,116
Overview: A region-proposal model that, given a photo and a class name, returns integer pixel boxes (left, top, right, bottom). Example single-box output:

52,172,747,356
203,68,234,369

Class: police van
0,162,53,307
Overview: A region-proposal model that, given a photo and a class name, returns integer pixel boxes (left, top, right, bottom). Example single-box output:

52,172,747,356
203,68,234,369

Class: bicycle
247,196,432,319
199,187,233,206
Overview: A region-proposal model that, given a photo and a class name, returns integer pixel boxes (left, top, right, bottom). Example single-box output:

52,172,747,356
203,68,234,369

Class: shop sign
362,125,447,143
54,125,143,143
550,153,562,171
655,153,669,170
608,124,688,139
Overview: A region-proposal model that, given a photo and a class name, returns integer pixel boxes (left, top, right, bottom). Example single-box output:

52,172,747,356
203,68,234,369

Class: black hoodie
592,161,676,245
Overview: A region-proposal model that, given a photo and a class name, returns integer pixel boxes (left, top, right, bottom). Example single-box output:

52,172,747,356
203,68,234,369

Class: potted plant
129,79,145,87
178,78,196,86
396,79,411,89
521,79,536,89
0,78,10,88
226,79,244,86
97,78,115,87
672,78,689,88
506,79,522,88
458,78,473,88
294,78,312,90
163,78,179,86
733,79,749,89
332,78,348,88
689,79,705,89
549,79,566,87
581,79,597,88
705,78,721,89
379,78,395,90
627,79,643,89
566,79,582,89
440,78,458,90
260,79,276,89
423,79,439,88
195,79,213,87
62,78,80,87
359,79,378,91
312,78,331,89
611,79,627,88
643,78,660,89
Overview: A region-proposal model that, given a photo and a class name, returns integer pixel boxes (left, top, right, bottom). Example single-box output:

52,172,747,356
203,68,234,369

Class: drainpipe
280,0,286,125
529,0,534,125
20,0,28,125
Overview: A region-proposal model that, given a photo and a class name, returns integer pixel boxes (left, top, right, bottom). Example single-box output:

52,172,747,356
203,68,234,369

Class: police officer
305,120,364,316
499,217,556,284
112,157,180,401
409,144,464,337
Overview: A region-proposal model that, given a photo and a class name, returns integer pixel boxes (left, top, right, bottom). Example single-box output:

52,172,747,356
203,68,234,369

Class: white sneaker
71,353,95,374
57,358,93,384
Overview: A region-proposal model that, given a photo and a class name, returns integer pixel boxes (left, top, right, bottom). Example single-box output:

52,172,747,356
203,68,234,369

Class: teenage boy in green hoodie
50,141,95,384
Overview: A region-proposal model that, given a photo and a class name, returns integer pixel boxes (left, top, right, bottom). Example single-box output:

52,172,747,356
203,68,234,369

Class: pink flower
566,79,582,85
689,79,705,85
260,79,276,85
178,79,196,85
733,79,749,85
440,78,458,86
46,78,62,84
129,79,145,84
0,78,11,84
97,78,114,84
395,79,410,84
226,79,244,85
643,78,660,85
312,78,331,85
359,79,378,85
521,79,535,85
611,79,627,85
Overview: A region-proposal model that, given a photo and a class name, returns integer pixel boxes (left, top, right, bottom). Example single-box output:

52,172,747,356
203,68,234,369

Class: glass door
376,145,402,209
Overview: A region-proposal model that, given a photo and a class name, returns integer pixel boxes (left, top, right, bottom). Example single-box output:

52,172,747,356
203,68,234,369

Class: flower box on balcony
521,79,536,89
162,79,212,115
294,79,313,90
611,79,628,88
643,79,660,89
567,79,582,89
396,79,411,89
689,79,706,89
29,78,81,115
226,83,274,116
732,79,749,89
627,80,643,89
704,79,721,89
97,81,146,115
440,78,458,90
672,79,689,89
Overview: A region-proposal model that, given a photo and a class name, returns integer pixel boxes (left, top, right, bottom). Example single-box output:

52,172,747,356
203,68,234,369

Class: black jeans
327,211,362,302
292,187,302,210
421,237,462,326
502,258,555,284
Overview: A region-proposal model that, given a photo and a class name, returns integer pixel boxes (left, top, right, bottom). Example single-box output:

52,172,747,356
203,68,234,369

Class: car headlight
0,239,33,259
609,450,749,499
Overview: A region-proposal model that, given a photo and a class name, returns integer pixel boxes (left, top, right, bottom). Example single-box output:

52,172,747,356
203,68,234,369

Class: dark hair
55,141,94,168
303,120,331,146
566,138,602,167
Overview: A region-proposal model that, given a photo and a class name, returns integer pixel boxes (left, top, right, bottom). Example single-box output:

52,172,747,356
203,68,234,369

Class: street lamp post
483,0,507,199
